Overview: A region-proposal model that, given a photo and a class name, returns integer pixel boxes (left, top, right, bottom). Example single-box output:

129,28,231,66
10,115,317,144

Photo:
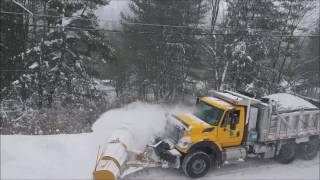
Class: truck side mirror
230,109,239,118
230,118,237,130
229,109,239,130
196,97,200,104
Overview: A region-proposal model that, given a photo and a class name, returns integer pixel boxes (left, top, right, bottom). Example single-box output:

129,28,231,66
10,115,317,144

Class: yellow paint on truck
175,97,246,154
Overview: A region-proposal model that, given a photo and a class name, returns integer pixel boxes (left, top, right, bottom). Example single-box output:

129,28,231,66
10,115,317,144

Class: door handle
237,131,240,137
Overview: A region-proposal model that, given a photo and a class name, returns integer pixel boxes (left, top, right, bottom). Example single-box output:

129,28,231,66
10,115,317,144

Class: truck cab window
221,112,230,127
221,109,240,127
194,101,224,126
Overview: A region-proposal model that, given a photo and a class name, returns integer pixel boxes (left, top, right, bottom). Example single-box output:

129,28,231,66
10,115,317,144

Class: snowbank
1,102,190,179
1,134,97,179
264,93,318,112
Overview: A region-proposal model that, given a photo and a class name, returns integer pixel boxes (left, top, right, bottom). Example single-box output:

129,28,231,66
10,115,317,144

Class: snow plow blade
93,129,132,180
93,129,164,180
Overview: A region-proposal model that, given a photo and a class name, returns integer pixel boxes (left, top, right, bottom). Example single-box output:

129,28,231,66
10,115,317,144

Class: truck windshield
194,101,224,125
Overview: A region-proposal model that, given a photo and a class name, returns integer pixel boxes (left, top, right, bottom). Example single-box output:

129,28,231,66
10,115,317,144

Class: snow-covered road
1,102,319,179
126,156,319,180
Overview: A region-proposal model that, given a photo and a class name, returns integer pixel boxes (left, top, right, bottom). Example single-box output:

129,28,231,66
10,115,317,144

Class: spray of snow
93,102,190,150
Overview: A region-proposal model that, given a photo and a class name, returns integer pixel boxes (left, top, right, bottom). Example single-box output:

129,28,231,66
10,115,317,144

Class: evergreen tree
0,0,29,100
1,0,112,107
292,26,320,97
200,0,278,95
121,0,208,101
1,0,114,134
202,0,316,96
267,0,314,93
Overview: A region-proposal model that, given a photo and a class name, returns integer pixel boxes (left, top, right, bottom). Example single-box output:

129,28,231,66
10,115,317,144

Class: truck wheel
277,143,296,164
182,151,211,178
300,139,318,160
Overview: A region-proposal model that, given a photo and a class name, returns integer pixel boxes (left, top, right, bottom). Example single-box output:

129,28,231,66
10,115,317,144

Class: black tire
277,143,296,164
182,151,211,178
300,139,318,160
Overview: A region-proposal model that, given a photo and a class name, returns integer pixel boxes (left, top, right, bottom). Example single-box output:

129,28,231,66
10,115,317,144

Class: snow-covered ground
1,102,319,179
127,157,319,180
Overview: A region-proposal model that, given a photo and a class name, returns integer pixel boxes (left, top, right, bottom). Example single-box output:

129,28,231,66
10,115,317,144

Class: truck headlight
177,137,192,149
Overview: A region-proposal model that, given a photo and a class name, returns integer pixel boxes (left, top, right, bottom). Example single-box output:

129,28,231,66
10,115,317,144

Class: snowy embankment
1,102,319,179
1,102,189,179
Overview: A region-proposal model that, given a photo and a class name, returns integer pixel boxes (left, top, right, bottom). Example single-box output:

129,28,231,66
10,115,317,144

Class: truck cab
173,96,245,153
155,90,264,178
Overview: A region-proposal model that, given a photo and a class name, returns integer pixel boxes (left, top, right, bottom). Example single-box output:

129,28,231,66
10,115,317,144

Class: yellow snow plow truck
93,90,320,180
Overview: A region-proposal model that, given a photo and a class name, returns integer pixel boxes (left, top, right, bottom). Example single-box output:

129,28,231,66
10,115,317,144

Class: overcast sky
95,0,129,29
95,0,319,33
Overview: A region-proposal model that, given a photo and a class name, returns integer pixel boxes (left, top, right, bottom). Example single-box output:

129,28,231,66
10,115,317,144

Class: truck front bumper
153,139,182,168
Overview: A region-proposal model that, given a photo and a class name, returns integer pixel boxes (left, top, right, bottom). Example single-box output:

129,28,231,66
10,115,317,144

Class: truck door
218,108,244,147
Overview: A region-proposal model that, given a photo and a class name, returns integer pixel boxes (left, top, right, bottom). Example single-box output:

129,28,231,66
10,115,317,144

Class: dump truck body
257,109,320,142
